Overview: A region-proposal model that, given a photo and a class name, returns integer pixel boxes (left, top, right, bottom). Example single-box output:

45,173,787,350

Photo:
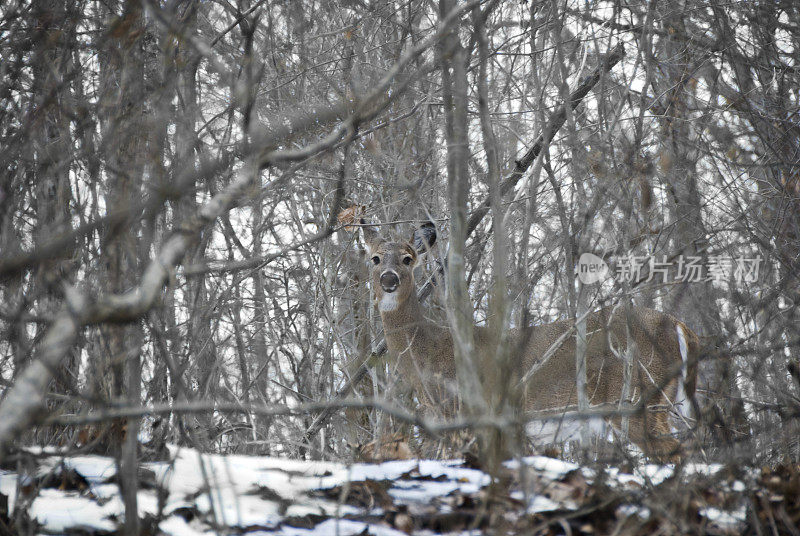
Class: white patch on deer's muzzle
379,293,399,312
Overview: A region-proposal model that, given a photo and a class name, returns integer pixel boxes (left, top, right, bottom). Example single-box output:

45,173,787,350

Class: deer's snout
380,271,400,293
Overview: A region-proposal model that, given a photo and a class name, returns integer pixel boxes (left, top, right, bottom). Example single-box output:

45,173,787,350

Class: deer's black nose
380,271,399,293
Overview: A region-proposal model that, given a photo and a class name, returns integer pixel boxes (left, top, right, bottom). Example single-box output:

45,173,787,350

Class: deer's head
361,221,437,313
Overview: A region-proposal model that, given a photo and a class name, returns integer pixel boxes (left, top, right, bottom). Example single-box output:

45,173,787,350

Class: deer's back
476,307,685,410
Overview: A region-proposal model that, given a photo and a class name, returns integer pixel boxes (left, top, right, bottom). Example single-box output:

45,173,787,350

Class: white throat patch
378,293,399,312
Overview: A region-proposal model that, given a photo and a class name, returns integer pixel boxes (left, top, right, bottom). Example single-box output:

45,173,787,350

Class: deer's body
362,224,699,459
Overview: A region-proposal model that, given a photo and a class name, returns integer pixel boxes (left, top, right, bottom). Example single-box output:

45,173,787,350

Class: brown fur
362,226,699,460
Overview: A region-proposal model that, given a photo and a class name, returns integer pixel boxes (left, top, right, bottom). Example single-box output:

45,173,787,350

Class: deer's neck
379,291,444,357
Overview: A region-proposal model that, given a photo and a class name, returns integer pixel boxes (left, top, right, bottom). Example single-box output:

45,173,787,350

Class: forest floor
0,444,798,535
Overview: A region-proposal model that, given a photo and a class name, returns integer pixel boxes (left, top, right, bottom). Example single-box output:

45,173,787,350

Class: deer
357,219,700,460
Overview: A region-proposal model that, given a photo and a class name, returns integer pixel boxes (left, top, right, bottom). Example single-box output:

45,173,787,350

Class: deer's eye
402,256,413,266
371,256,380,265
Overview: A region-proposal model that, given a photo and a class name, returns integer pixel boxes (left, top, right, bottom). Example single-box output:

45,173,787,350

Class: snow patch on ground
505,455,579,479
276,518,408,536
0,446,750,534
700,506,747,528
30,489,119,533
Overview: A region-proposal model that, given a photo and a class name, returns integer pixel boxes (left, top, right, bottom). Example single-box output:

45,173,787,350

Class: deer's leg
640,376,688,461
623,407,681,462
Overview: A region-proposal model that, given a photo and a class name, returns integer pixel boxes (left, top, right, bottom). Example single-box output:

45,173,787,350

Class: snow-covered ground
0,446,750,534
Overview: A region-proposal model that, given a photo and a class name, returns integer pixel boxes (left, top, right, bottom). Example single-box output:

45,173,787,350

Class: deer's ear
411,221,437,255
360,219,381,255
